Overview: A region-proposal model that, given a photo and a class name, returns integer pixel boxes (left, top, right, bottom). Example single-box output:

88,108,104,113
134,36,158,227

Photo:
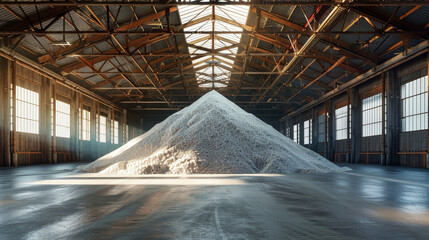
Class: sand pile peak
78,90,348,174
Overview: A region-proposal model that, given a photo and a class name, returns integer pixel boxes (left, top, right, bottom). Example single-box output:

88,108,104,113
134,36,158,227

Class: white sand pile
78,90,349,174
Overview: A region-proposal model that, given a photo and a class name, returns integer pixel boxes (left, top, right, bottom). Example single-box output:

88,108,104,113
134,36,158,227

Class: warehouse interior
1,0,429,239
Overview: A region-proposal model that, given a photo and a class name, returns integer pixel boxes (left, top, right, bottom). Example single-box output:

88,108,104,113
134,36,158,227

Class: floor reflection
370,207,429,226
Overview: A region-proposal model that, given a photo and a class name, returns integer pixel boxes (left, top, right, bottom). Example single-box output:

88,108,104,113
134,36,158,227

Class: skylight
178,1,250,88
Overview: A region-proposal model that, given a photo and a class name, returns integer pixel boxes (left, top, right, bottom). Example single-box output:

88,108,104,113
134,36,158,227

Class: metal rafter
1,1,429,6
2,0,428,114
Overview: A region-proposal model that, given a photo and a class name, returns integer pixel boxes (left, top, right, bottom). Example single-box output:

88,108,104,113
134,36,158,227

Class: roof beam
61,33,170,73
38,34,109,64
116,7,177,32
286,40,429,118
3,6,75,32
250,6,302,31
351,6,423,34
38,7,176,64
250,6,379,65
318,35,380,65
1,1,428,6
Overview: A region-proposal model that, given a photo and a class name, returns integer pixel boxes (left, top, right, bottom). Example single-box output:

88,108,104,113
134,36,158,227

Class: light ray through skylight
178,1,250,88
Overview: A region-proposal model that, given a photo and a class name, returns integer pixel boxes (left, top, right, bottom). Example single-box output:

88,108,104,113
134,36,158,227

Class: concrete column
0,57,11,167
386,70,400,165
40,76,52,164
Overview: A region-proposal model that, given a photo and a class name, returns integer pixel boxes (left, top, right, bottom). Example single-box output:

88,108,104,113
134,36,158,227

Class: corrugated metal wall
0,56,144,167
280,53,429,169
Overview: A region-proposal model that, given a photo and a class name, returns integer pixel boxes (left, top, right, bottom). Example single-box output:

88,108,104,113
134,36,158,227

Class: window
12,85,39,134
98,115,107,143
293,124,300,144
401,76,428,132
362,93,385,137
79,108,91,141
51,99,70,138
303,119,312,145
111,120,119,144
335,105,351,140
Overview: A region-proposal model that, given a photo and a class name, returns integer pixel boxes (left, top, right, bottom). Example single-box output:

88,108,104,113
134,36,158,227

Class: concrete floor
1,164,429,240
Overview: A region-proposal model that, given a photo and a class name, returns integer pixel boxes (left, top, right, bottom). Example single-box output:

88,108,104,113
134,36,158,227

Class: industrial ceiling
0,0,428,116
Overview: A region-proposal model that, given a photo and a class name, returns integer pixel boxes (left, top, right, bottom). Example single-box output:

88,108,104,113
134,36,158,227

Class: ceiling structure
0,0,429,117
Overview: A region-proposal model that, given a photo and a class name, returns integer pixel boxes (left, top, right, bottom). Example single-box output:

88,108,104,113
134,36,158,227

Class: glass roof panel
178,1,250,88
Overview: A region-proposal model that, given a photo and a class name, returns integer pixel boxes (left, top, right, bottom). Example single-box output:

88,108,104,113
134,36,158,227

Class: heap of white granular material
78,90,349,174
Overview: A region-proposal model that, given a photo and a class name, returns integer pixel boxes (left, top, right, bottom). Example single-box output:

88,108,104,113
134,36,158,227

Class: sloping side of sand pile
78,91,349,174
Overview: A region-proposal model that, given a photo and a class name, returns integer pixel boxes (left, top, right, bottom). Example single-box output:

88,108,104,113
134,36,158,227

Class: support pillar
52,83,57,164
90,99,97,161
40,76,53,164
140,118,144,134
299,118,304,146
70,91,79,162
311,108,317,151
0,57,11,167
386,70,400,165
346,90,351,163
381,73,386,165
351,87,361,163
107,108,112,145
122,110,127,144
11,61,17,166
327,99,335,161
78,94,83,161
324,102,328,158
427,52,429,168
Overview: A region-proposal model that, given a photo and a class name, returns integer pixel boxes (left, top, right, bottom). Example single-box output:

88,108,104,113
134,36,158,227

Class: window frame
293,123,300,144
111,119,119,144
400,75,428,132
362,93,386,137
318,113,325,143
303,119,312,145
12,85,40,134
97,113,107,143
79,107,91,141
335,104,351,141
51,98,71,138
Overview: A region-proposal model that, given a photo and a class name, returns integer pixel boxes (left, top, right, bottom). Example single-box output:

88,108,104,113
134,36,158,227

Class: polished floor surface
1,163,429,239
